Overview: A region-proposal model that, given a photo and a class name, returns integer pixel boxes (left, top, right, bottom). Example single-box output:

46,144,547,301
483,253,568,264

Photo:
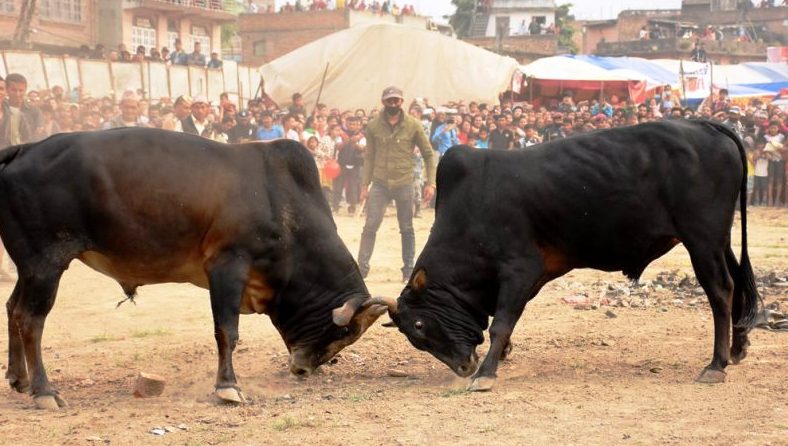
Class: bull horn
362,296,398,314
332,296,364,327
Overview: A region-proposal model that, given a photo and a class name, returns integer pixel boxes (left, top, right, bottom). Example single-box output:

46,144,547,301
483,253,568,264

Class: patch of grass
347,393,370,403
440,388,469,398
89,333,120,343
132,328,170,338
272,417,298,431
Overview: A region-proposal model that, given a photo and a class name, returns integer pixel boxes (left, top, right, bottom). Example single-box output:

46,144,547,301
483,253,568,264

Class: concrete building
461,0,559,64
577,1,787,63
0,0,235,57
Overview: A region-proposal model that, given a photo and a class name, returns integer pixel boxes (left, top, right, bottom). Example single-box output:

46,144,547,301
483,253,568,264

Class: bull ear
410,268,427,292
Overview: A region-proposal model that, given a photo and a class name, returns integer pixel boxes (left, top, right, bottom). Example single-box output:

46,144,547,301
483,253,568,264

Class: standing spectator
160,47,171,64
315,124,341,201
528,18,542,35
282,114,301,141
332,116,366,214
247,0,259,12
690,41,707,63
5,73,42,141
591,96,613,118
170,39,188,65
38,104,60,138
522,124,542,148
489,115,514,150
476,126,489,149
752,137,769,206
659,86,676,115
358,86,436,281
764,121,785,205
92,44,106,59
431,114,460,156
149,47,163,62
181,96,215,139
543,113,566,142
639,26,649,40
188,42,207,67
558,93,576,113
227,110,257,143
102,91,148,129
723,107,745,139
0,75,31,148
288,92,307,116
0,75,30,279
711,89,731,114
207,52,223,69
165,95,192,131
255,111,284,141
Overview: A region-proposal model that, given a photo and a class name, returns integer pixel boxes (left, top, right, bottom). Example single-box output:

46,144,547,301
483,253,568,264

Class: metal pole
312,62,330,117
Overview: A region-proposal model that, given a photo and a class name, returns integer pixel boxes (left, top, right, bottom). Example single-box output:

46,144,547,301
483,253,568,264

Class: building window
190,25,211,53
40,0,82,23
253,40,267,57
0,0,14,14
132,18,157,55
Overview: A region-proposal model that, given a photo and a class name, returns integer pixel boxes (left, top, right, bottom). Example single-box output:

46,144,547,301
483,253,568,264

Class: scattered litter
386,369,409,378
150,428,166,436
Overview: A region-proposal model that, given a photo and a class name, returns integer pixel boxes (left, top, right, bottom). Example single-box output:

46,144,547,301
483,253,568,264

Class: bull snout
288,349,318,377
453,352,479,377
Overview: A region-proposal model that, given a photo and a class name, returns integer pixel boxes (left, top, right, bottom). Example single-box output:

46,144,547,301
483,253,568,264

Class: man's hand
360,185,370,202
422,184,436,204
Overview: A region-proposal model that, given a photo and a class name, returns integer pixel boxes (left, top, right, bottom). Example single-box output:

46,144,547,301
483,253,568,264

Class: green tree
221,0,245,51
556,3,578,54
449,0,475,39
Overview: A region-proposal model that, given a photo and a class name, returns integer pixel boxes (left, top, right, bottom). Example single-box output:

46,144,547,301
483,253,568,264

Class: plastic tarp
520,55,647,102
572,55,677,90
260,23,520,111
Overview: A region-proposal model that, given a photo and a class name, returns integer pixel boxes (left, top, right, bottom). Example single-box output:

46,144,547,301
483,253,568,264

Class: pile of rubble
560,269,788,314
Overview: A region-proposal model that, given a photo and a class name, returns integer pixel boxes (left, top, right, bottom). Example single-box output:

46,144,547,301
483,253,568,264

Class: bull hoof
215,387,246,404
695,368,726,384
7,375,31,394
34,394,67,410
467,376,496,392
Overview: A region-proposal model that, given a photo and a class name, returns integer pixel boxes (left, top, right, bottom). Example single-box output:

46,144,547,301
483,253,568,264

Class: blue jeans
357,181,415,278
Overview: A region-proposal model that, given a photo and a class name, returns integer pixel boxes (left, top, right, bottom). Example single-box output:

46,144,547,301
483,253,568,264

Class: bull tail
703,120,762,328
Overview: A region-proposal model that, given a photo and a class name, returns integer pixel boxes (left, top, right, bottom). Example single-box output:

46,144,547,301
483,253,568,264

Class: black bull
1,128,386,409
372,119,762,391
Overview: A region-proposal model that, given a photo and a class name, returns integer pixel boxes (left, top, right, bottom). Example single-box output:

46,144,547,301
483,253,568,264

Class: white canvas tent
259,23,520,111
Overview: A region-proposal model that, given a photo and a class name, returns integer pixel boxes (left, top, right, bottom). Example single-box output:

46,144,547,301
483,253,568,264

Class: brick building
238,9,430,66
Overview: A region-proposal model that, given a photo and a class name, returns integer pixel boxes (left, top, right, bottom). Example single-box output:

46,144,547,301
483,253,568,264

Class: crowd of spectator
245,0,418,16
0,72,786,212
74,38,222,69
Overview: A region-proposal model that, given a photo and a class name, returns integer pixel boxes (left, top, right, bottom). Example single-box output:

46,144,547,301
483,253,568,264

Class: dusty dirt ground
1,206,787,446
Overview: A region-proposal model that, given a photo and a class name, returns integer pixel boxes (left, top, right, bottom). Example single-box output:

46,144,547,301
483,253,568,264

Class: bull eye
341,326,350,336
414,320,424,330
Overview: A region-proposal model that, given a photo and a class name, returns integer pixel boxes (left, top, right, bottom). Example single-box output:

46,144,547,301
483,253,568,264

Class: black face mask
384,105,401,116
